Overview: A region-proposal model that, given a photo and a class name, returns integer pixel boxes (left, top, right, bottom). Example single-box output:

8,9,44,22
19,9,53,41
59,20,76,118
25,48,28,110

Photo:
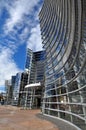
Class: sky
0,0,43,93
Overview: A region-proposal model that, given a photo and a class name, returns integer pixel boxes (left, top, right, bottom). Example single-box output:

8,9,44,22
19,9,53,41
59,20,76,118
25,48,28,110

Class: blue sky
0,0,43,92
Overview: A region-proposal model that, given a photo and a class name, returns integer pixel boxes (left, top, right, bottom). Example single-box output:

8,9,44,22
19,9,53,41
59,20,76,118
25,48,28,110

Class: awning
25,82,41,88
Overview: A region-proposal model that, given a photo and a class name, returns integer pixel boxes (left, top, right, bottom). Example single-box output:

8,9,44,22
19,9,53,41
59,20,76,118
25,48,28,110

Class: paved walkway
37,114,79,130
0,106,59,130
0,105,79,130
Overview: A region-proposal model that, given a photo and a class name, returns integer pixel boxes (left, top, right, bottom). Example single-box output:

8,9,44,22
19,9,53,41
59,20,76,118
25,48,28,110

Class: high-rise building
12,72,28,106
25,48,45,108
5,76,16,105
5,79,12,104
12,72,22,105
39,0,86,130
11,76,16,103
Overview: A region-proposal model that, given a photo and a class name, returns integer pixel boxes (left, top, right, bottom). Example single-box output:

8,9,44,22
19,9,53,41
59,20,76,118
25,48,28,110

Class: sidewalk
0,105,79,130
37,113,79,130
0,106,59,130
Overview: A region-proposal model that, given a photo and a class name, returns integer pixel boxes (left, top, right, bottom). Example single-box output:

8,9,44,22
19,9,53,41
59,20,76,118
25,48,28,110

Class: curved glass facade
39,0,86,129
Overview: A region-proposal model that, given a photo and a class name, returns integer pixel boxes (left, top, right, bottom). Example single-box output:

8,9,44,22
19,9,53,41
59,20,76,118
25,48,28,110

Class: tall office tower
5,79,12,104
39,0,86,130
5,76,16,105
25,48,45,84
12,72,28,106
12,72,22,105
11,76,16,103
25,48,45,108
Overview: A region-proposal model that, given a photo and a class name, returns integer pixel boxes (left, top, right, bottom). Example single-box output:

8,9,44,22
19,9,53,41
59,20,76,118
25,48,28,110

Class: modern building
12,72,28,106
12,72,22,105
9,48,45,108
39,0,86,130
25,48,45,109
5,79,12,104
11,76,16,98
5,76,16,105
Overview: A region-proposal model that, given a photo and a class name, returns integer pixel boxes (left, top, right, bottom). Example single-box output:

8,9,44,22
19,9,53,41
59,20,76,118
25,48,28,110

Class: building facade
25,48,45,108
39,0,86,130
11,49,45,108
12,72,22,105
11,76,16,103
12,72,28,106
5,79,12,104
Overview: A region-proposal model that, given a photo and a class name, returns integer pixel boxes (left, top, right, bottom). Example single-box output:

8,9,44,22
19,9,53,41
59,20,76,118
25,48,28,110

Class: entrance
36,98,41,108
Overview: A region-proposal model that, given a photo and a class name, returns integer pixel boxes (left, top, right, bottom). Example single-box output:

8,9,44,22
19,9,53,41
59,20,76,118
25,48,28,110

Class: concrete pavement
0,106,59,130
37,114,79,130
0,105,79,130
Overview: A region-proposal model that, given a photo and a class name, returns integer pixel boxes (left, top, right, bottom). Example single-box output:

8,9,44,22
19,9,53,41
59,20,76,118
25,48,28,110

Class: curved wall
39,0,86,130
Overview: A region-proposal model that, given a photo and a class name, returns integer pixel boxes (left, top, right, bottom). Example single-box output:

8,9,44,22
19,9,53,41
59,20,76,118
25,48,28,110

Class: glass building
12,72,28,106
12,72,22,105
25,48,45,108
39,0,86,130
5,79,12,104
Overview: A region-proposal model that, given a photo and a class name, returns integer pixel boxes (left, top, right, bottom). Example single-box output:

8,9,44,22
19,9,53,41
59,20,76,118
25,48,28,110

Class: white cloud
1,0,43,50
19,27,29,43
27,24,43,51
4,0,40,33
0,47,22,86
